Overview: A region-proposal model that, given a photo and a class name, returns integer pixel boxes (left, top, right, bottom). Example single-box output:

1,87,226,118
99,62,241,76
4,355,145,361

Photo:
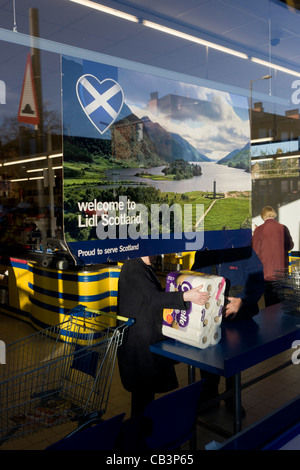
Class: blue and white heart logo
76,74,124,134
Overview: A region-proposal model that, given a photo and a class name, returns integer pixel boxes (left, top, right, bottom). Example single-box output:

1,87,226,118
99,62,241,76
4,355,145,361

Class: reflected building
251,102,300,219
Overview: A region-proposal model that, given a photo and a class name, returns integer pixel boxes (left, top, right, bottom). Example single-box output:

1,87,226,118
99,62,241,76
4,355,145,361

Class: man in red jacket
252,206,294,306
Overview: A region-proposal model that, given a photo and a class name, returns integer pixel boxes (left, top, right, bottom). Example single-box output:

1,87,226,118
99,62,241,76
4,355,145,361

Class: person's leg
199,369,220,404
117,390,154,451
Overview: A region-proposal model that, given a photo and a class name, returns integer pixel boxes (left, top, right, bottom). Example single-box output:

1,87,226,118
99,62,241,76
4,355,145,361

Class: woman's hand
223,297,242,319
183,284,210,305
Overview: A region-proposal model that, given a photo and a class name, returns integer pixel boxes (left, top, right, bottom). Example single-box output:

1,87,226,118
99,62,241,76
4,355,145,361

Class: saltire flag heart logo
76,74,124,134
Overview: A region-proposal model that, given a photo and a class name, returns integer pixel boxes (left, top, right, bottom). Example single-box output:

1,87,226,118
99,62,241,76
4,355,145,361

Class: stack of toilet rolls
162,270,226,349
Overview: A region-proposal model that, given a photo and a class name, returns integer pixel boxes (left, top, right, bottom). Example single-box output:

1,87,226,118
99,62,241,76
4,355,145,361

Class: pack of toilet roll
162,270,226,349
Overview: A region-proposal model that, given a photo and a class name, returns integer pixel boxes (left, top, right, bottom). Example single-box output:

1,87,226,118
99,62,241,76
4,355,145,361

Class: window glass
0,0,299,260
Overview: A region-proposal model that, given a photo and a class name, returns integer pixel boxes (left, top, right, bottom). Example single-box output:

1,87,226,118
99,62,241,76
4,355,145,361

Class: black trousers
199,370,234,401
200,305,259,402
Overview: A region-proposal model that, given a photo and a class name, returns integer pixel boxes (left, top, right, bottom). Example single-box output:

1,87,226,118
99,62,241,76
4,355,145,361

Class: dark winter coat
192,246,264,320
117,258,187,393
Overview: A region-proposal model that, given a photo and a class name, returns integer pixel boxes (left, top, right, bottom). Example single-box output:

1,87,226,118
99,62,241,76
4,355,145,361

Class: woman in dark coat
117,256,209,416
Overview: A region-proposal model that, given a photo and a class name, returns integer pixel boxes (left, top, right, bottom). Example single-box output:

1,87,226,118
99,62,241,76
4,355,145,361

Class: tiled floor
0,311,300,451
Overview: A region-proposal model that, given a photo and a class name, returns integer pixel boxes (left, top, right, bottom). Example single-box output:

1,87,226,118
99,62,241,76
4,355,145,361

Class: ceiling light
3,156,47,166
251,57,300,77
276,154,300,160
10,178,28,182
67,2,300,79
252,154,300,162
69,0,139,22
251,137,274,143
251,158,270,163
143,20,248,59
48,153,63,159
27,166,62,172
27,168,44,173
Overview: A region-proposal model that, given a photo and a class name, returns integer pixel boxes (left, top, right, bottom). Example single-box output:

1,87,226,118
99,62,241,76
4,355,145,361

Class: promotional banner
62,56,252,265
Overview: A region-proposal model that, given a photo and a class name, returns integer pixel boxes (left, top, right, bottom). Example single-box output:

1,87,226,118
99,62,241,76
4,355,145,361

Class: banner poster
62,56,252,265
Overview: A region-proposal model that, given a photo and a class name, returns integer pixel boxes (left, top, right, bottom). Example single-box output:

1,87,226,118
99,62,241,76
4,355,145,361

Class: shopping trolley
0,305,134,444
272,268,300,315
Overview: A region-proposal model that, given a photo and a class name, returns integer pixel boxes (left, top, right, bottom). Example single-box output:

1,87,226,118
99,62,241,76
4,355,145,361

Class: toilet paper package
162,270,226,349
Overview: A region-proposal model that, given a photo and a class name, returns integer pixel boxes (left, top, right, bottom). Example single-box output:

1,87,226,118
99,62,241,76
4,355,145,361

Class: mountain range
112,112,211,165
217,142,251,172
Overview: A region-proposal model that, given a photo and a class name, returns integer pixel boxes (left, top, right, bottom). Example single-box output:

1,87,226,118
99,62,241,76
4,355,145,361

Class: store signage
0,340,5,364
291,80,300,105
76,75,124,134
62,56,252,265
0,80,5,104
18,54,40,125
292,340,300,365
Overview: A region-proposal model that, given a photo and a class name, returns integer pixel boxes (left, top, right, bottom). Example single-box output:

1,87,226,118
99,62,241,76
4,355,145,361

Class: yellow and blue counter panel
0,257,121,332
0,251,196,337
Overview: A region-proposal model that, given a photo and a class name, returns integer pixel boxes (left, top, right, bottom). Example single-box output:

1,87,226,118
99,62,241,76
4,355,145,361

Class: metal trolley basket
0,305,134,444
272,268,300,315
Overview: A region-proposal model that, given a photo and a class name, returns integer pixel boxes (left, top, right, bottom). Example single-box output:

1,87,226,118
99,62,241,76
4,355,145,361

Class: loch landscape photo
62,56,251,260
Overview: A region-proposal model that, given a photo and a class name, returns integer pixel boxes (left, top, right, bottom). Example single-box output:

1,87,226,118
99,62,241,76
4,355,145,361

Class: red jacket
252,218,294,280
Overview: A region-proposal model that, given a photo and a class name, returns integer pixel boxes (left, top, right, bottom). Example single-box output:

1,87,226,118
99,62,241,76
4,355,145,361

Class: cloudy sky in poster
117,68,250,161
63,57,250,161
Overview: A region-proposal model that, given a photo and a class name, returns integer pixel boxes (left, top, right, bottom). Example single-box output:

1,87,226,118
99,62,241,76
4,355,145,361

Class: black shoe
224,398,246,417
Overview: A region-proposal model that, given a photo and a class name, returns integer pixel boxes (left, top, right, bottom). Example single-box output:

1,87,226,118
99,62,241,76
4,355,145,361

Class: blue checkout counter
151,303,300,436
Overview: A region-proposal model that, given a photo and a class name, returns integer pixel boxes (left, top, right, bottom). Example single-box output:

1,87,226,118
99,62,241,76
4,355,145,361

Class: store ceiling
0,0,300,112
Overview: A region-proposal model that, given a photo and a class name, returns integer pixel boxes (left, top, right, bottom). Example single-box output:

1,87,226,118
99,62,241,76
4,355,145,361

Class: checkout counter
0,251,195,331
0,257,120,331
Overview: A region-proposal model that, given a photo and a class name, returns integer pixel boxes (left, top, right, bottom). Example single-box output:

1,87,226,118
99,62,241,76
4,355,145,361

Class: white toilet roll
162,324,212,349
209,326,222,346
171,308,205,330
162,270,226,349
